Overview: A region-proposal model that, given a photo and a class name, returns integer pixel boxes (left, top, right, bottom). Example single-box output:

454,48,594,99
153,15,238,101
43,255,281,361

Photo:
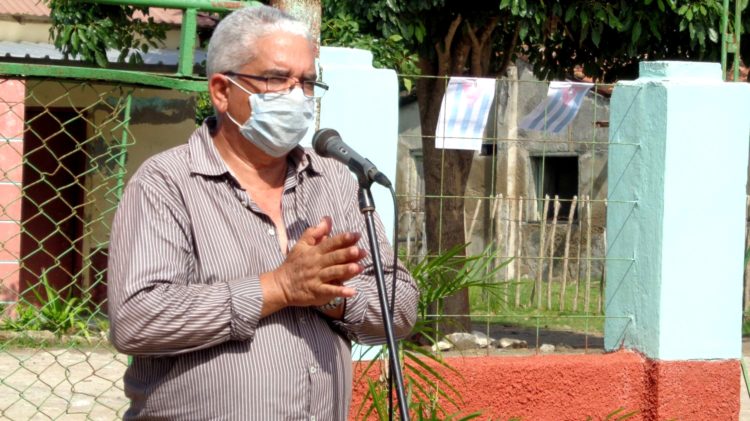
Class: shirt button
267,227,275,236
309,365,317,374
310,416,316,421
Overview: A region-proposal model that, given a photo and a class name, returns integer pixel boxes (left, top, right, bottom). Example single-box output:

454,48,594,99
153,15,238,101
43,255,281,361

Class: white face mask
226,77,315,157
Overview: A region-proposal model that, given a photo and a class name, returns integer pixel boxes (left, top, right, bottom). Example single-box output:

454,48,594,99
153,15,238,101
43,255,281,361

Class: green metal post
722,0,729,79
115,93,133,201
178,8,198,77
734,0,742,81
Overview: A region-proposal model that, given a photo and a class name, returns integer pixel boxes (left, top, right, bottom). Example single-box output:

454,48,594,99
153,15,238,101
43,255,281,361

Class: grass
742,313,750,337
468,279,605,336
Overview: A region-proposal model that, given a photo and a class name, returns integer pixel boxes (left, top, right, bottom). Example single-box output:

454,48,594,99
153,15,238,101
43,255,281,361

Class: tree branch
467,17,498,76
498,21,521,76
435,14,463,76
450,30,471,75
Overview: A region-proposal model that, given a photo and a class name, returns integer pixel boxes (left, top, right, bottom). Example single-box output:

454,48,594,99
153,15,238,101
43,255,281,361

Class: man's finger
317,231,361,253
299,216,332,246
318,262,364,284
317,283,357,299
320,246,365,268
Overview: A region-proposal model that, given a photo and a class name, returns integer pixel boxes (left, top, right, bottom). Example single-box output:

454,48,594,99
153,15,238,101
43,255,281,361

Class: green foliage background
46,0,168,67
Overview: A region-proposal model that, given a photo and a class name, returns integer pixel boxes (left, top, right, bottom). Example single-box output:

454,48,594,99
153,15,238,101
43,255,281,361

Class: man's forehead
243,41,316,76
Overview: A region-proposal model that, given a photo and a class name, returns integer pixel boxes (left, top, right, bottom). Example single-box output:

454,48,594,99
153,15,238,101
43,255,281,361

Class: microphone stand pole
357,179,410,421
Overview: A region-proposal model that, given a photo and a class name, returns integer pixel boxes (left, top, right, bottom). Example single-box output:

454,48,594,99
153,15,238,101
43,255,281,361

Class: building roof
0,40,206,68
0,0,215,26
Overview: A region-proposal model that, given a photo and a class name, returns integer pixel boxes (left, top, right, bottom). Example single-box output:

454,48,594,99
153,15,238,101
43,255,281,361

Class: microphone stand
357,177,410,421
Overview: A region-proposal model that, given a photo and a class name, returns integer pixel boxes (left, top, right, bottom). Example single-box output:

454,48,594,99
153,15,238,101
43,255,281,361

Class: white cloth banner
519,81,594,134
435,77,496,151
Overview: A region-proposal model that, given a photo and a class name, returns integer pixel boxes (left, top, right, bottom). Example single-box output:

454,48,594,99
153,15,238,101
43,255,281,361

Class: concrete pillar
313,46,399,361
0,79,25,304
312,46,399,243
605,61,750,419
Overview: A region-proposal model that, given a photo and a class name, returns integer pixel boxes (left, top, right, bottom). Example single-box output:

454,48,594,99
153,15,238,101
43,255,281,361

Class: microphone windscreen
312,128,340,157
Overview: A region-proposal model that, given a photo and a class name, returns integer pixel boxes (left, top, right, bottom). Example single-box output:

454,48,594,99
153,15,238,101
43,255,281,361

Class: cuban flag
435,77,496,151
519,81,593,134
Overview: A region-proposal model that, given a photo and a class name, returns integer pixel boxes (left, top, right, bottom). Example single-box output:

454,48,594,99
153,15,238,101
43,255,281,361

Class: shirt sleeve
107,163,263,357
328,166,420,345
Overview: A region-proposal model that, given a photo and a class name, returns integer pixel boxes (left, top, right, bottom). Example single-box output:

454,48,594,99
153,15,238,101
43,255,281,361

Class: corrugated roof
0,0,50,18
0,40,207,67
0,0,215,26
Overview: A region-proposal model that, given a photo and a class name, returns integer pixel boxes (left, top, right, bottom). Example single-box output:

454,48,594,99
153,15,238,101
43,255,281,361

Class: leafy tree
46,0,168,67
322,0,746,332
321,12,419,91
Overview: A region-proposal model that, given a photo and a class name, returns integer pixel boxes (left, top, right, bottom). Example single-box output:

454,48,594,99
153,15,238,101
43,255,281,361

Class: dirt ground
0,347,128,420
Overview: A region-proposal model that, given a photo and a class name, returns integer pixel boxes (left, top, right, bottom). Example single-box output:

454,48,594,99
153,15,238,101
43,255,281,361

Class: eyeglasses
224,71,329,98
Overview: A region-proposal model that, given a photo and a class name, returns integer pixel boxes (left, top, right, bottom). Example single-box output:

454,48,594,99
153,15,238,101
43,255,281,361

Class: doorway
20,108,87,298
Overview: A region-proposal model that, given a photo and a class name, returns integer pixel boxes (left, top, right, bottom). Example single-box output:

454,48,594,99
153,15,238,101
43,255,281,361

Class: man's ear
208,74,230,113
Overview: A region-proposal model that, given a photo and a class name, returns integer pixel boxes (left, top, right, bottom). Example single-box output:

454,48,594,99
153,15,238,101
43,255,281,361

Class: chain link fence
0,75,200,419
396,71,614,343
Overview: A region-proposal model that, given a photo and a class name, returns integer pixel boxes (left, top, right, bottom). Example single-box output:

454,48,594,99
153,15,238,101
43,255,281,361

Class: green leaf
60,25,73,47
580,10,590,30
94,50,108,68
564,7,576,22
595,8,606,22
657,0,666,12
592,27,601,47
404,78,413,92
708,27,719,43
70,29,80,52
631,21,642,44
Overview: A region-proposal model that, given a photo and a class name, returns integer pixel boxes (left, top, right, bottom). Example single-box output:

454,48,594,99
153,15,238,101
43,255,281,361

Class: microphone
312,128,392,188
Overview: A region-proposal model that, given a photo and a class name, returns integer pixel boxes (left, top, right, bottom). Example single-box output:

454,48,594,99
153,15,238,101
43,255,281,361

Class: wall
0,79,24,303
349,351,740,421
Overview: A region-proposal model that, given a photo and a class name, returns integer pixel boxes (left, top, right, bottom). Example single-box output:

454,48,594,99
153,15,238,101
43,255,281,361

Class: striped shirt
107,119,419,421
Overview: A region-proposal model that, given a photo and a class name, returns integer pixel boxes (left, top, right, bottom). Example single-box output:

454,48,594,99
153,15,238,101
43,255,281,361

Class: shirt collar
189,117,323,179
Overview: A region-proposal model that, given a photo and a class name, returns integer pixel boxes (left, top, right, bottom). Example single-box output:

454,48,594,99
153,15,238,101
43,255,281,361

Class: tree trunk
269,0,321,54
417,57,474,334
415,17,499,335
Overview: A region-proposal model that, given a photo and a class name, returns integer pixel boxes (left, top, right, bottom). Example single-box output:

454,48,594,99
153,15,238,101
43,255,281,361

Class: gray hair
206,5,312,77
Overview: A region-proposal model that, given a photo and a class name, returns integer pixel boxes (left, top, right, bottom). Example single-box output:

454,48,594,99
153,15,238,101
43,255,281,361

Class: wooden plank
547,196,561,309
559,195,578,311
515,196,524,308
534,194,550,308
584,195,593,313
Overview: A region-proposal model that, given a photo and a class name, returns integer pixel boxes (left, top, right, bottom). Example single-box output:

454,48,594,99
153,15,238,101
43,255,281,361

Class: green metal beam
721,0,744,81
0,62,208,92
733,0,742,81
722,0,729,78
88,0,262,13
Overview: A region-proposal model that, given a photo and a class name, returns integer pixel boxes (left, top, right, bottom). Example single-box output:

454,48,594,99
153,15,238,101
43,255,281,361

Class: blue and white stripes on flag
519,81,593,134
435,77,496,151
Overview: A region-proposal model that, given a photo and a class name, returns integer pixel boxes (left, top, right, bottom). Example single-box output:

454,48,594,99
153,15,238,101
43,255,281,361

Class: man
107,5,419,420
